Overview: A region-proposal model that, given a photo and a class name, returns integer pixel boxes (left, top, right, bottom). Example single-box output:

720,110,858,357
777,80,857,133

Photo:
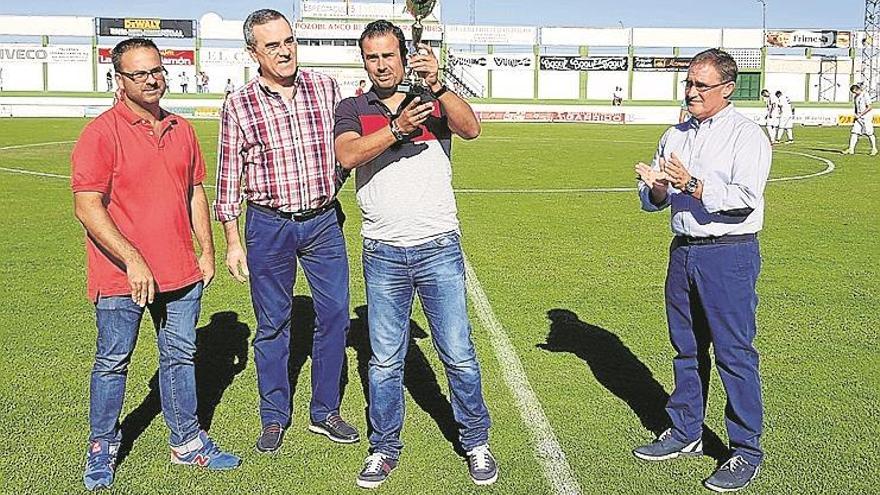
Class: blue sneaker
704,455,760,492
83,439,118,491
356,452,398,489
170,430,241,470
632,428,702,461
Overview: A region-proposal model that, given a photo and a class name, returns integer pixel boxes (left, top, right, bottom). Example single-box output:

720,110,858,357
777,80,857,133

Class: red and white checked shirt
213,70,342,222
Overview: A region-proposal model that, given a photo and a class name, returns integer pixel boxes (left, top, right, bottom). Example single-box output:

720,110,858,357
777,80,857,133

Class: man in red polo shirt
71,38,240,492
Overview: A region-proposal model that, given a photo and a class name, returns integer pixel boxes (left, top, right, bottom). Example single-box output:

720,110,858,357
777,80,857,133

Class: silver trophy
397,0,438,103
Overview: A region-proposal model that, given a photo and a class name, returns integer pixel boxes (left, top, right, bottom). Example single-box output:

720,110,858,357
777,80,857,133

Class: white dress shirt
638,103,772,237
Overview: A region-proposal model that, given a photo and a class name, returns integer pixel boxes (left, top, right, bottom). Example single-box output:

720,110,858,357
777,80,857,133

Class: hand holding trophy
397,0,438,105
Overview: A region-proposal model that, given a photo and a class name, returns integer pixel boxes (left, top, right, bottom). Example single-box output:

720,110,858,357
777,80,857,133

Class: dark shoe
356,452,397,489
704,455,759,492
466,444,499,485
83,440,118,491
308,413,360,444
633,428,702,461
255,423,284,453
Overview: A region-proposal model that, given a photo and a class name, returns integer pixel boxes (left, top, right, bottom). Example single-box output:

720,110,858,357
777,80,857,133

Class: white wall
632,72,675,100
453,65,489,96
808,73,852,103
47,62,92,91
203,66,248,93
491,71,533,98
632,28,721,48
0,15,93,36
586,71,629,100
764,73,806,101
308,67,369,98
537,71,579,99
298,45,361,65
0,63,42,90
540,27,630,47
721,29,764,49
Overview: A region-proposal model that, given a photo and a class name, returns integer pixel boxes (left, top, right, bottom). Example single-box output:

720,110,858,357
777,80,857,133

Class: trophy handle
412,17,424,49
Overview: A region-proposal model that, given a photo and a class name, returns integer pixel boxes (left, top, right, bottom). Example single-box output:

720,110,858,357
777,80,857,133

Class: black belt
247,200,337,222
675,233,756,246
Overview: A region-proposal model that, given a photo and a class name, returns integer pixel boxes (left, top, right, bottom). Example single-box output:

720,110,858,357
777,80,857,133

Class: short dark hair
111,38,159,72
690,48,738,86
358,20,408,62
244,9,288,47
775,90,782,97
851,83,862,92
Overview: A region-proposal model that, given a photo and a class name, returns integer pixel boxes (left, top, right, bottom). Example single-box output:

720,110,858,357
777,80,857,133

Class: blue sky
0,0,866,29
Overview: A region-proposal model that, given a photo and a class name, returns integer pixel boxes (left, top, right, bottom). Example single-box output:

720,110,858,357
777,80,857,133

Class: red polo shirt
71,101,206,302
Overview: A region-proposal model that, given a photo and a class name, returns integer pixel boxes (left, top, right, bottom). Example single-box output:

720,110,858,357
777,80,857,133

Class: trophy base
396,82,434,109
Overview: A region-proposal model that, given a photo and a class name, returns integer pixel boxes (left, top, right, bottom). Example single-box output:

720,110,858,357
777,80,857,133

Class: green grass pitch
0,118,877,494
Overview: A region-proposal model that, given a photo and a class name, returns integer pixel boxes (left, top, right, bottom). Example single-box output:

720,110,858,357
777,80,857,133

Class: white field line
0,167,70,179
767,150,836,182
463,255,582,495
0,140,76,151
0,143,837,192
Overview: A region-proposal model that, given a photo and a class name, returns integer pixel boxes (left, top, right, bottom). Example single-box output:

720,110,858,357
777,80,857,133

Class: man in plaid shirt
213,9,358,453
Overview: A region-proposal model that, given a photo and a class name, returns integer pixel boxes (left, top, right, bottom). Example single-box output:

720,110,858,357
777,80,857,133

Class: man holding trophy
333,5,498,489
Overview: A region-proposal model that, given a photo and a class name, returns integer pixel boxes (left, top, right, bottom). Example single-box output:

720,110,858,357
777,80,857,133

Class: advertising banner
445,25,537,45
539,56,628,71
765,30,851,48
448,52,534,71
0,44,91,64
98,48,194,66
475,110,626,124
97,18,195,38
199,47,255,67
294,21,442,41
633,57,691,71
301,1,441,21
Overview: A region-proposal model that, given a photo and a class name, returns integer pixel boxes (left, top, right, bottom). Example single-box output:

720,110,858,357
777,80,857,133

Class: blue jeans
664,239,764,465
245,205,350,426
362,232,491,459
89,282,203,447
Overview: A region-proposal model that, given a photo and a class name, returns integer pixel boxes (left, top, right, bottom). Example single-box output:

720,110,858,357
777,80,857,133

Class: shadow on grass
536,308,728,463
348,305,465,457
116,311,250,466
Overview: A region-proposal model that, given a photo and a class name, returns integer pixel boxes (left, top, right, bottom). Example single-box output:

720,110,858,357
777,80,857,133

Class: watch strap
431,84,448,99
389,119,406,141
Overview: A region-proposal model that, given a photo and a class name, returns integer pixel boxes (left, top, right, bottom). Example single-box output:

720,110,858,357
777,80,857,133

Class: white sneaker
843,149,855,155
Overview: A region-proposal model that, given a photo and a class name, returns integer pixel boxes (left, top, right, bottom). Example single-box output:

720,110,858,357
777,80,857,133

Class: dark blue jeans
89,282,203,447
362,232,491,459
664,238,764,465
245,205,350,426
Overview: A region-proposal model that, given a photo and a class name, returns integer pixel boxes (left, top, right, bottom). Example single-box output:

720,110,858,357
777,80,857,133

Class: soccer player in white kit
761,89,777,141
844,84,878,155
774,90,794,144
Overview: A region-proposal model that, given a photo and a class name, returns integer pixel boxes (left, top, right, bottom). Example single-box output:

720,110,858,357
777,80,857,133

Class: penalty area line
463,255,582,495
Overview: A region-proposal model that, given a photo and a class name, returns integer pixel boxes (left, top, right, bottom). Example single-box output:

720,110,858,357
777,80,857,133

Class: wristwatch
684,176,699,195
431,84,448,99
389,119,406,141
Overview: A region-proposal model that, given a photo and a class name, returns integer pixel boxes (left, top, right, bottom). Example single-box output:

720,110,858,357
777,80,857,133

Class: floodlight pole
756,0,767,43
863,0,880,98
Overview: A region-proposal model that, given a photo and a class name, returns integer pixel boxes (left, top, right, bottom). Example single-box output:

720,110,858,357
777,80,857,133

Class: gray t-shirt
335,91,459,247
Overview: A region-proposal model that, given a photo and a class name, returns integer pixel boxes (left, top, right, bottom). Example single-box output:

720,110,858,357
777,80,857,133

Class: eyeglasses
683,79,734,93
117,66,168,84
256,37,297,56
